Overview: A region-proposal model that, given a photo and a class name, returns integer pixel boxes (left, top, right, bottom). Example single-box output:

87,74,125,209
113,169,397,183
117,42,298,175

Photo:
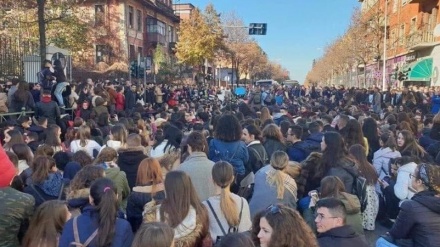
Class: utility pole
382,0,388,91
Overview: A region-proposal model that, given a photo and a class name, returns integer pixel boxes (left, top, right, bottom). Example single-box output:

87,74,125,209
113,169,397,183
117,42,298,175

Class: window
128,6,134,28
390,29,396,48
410,17,417,33
168,25,174,42
147,18,157,33
136,9,142,31
157,21,166,36
146,17,166,35
129,45,135,60
95,5,105,25
399,24,405,45
96,45,108,63
137,46,143,57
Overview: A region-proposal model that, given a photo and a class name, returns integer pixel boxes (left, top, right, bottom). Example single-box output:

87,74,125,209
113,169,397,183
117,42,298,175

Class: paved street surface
365,223,388,247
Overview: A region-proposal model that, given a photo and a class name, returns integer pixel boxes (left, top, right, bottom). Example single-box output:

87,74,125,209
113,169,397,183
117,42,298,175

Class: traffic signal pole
382,0,388,91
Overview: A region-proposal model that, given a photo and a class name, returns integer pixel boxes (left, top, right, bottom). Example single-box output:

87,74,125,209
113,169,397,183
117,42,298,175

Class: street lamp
382,0,388,91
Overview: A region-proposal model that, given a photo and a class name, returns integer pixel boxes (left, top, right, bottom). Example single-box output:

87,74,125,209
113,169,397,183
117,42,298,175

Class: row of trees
175,4,290,84
305,5,388,88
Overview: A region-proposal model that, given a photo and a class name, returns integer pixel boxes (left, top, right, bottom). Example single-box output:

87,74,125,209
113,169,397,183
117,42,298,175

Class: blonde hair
268,151,289,199
78,125,91,147
212,161,239,227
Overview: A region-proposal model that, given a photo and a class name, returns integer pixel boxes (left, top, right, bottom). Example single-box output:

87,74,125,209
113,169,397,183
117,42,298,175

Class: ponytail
212,162,239,226
90,178,118,247
270,170,286,199
219,186,239,226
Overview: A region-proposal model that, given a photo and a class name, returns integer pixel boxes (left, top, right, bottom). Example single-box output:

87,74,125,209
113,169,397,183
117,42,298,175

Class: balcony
409,0,428,3
147,33,166,44
406,30,440,51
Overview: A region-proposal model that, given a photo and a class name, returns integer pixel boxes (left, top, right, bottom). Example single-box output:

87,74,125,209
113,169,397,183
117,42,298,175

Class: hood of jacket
412,191,440,214
339,192,361,214
318,225,359,239
374,147,401,159
105,167,122,180
306,132,324,143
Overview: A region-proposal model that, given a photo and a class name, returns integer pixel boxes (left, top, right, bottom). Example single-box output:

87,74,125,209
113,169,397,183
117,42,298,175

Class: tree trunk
37,0,46,67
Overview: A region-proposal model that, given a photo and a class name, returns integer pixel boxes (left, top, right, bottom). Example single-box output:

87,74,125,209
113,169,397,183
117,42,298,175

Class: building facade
79,0,179,69
360,0,440,87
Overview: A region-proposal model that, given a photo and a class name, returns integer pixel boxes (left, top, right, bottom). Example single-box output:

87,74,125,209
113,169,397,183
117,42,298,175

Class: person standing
0,143,35,247
179,131,216,201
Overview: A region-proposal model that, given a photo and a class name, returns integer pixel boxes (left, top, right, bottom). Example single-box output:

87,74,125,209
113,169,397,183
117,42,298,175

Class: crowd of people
0,69,440,247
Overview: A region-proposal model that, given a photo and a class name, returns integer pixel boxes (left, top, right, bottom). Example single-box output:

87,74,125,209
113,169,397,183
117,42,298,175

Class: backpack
206,198,244,243
253,94,261,104
343,166,368,213
69,216,98,247
264,93,273,104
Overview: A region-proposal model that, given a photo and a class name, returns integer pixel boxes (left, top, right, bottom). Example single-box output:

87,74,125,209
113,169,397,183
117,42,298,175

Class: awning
403,57,433,82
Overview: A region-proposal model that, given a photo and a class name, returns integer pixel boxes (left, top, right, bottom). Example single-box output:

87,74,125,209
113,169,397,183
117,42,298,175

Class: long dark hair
14,81,30,102
45,125,62,147
89,178,118,247
362,117,379,143
22,200,68,247
348,144,378,185
153,124,182,152
341,119,365,148
321,132,350,172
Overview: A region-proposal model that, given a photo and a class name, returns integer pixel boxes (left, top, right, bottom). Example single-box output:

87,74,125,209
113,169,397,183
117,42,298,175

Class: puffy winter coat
372,147,401,192
389,191,440,247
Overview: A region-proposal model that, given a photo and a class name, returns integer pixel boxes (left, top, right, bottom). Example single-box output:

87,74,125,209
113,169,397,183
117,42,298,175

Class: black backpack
206,198,244,243
343,166,368,212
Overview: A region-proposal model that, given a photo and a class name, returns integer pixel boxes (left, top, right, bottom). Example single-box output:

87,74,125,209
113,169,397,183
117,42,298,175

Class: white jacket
394,162,417,200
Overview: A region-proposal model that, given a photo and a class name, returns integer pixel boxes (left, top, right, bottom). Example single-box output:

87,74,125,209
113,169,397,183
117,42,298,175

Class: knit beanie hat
0,143,17,188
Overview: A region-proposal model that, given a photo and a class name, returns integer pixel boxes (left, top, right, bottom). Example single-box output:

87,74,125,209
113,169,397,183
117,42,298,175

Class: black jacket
35,100,60,125
263,138,286,160
117,147,148,189
126,184,166,232
245,142,268,174
317,225,368,247
389,191,440,247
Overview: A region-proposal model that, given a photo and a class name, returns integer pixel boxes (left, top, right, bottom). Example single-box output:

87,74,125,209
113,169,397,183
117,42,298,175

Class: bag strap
72,216,98,247
30,185,46,203
73,216,81,244
249,146,264,165
58,182,65,200
206,200,227,236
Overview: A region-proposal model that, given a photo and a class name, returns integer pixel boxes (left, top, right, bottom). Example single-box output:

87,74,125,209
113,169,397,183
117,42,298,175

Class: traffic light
398,68,411,81
249,23,267,35
130,61,138,78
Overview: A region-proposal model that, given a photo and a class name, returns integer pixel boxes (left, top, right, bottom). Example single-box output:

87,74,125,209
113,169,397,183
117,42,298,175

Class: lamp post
382,0,388,91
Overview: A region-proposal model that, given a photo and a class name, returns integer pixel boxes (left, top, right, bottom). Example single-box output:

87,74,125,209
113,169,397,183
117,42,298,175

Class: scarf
38,172,63,197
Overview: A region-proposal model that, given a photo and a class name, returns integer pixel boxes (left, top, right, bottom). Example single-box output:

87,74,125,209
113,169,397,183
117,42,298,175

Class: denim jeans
376,237,398,247
54,82,68,107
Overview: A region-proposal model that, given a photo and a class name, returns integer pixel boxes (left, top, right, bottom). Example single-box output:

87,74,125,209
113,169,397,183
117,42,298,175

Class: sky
178,0,361,83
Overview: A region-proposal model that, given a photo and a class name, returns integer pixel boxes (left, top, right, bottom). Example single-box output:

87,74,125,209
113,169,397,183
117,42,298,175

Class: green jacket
105,167,130,211
0,187,35,247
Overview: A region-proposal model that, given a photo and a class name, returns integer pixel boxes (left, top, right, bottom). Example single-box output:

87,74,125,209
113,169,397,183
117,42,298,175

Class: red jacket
115,93,125,111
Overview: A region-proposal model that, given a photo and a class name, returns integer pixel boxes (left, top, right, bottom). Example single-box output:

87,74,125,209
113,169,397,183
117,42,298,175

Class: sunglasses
266,204,281,215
